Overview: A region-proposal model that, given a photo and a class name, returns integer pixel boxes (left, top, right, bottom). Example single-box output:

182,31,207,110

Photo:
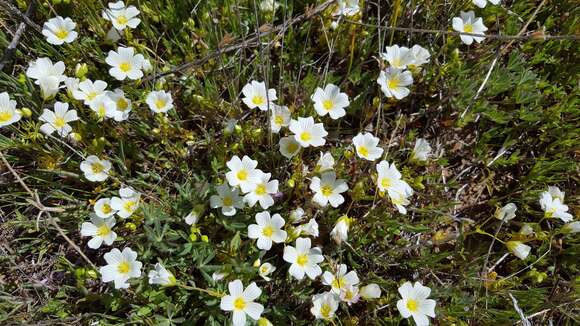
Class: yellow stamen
262,225,273,237
322,100,334,111
54,117,66,128
406,299,418,312
358,146,369,157
296,254,308,266
117,261,130,274
119,62,132,72
0,111,13,122
102,204,113,214
464,24,473,33
155,99,166,110
252,95,265,105
55,28,69,40
320,303,331,318
331,276,345,290
233,297,246,310
117,98,129,111
300,132,312,142
255,184,267,195
96,224,111,236
236,169,248,181
321,185,333,197
274,115,283,125
91,162,104,174
123,200,136,212
387,78,400,89
380,177,392,189
116,15,128,25
287,142,299,153
86,92,97,101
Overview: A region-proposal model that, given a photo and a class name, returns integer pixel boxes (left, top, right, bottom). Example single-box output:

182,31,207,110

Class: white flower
89,94,116,119
297,218,319,237
184,210,199,225
270,104,291,133
141,58,153,72
212,271,228,282
102,1,141,31
100,247,142,289
311,84,350,119
376,161,414,214
397,282,437,326
539,191,573,222
244,173,279,209
94,198,117,218
279,136,301,158
65,77,79,95
473,0,500,8
333,0,360,17
339,285,360,305
220,280,264,326
111,186,141,219
73,79,108,105
316,152,335,172
106,89,132,121
310,292,339,320
377,67,413,99
80,155,112,182
146,90,174,113
106,47,144,80
452,11,488,45
0,92,21,128
42,16,77,45
289,207,306,224
241,80,277,111
260,0,280,12
380,45,413,69
39,102,78,137
25,58,66,99
352,132,383,161
360,283,382,299
310,171,348,208
322,264,359,294
562,221,580,234
411,138,432,162
225,155,264,193
289,116,328,147
548,186,565,202
258,262,276,281
148,263,176,286
105,26,123,42
506,241,531,260
330,215,351,244
248,211,287,251
495,203,517,221
210,184,244,216
283,237,324,280
408,45,431,67
80,215,117,249
519,223,534,236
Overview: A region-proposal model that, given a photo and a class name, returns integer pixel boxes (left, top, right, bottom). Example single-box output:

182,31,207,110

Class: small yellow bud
125,222,137,232
189,233,198,242
253,259,261,267
69,132,82,141
20,108,32,117
201,235,209,242
75,63,88,79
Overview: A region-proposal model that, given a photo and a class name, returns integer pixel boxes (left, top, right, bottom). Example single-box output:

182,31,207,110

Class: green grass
1,0,578,325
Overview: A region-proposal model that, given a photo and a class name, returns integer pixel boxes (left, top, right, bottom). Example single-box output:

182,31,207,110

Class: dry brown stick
0,151,97,270
0,0,37,71
0,0,42,34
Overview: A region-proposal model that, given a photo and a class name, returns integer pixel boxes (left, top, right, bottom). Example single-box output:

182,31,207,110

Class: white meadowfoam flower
184,210,199,225
339,285,361,305
260,0,280,12
452,11,488,45
105,26,123,42
330,215,351,244
360,283,382,299
212,271,228,282
102,1,141,31
322,264,360,294
100,247,142,289
210,184,244,216
311,84,350,119
220,280,264,326
289,116,328,147
244,173,279,209
411,138,432,162
283,237,324,280
333,0,360,17
73,79,108,105
111,187,140,219
352,132,384,161
225,155,264,193
310,292,339,320
409,45,431,67
89,94,117,119
377,67,413,99
310,171,348,208
106,47,144,80
289,207,306,224
80,215,117,249
562,221,580,234
397,282,437,326
297,218,319,237
0,92,21,128
495,203,517,221
39,102,78,137
241,80,277,111
473,0,500,8
141,58,153,72
42,16,77,45
539,191,573,222
148,263,176,286
279,136,301,158
376,161,414,214
146,90,174,113
380,45,413,69
106,89,132,121
94,198,117,218
506,241,531,260
80,155,112,182
26,58,66,99
270,104,291,133
65,77,80,95
548,186,565,202
258,262,276,281
316,152,335,172
248,211,287,251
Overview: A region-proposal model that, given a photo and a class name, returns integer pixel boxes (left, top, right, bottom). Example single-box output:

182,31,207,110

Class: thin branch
0,0,42,33
0,0,37,71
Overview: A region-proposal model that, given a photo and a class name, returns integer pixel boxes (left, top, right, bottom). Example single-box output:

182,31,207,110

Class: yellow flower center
96,224,111,236
358,145,369,157
262,225,273,237
344,289,354,300
260,266,269,273
54,117,66,128
236,169,248,181
322,99,334,111
252,95,265,105
233,297,246,310
296,254,308,266
117,261,130,274
0,111,13,122
117,98,129,111
91,162,104,174
116,15,128,25
464,24,473,33
55,28,69,40
222,196,233,206
123,200,136,212
102,203,113,214
155,99,166,110
392,58,402,68
406,299,418,312
274,115,283,125
86,92,97,101
380,177,392,189
255,184,267,195
392,193,406,205
300,131,312,142
331,276,345,289
287,142,299,153
320,303,331,318
387,78,400,89
321,185,333,197
119,62,132,72
97,104,107,117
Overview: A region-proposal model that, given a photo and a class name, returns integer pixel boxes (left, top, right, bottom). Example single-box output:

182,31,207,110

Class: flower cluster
377,44,430,99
